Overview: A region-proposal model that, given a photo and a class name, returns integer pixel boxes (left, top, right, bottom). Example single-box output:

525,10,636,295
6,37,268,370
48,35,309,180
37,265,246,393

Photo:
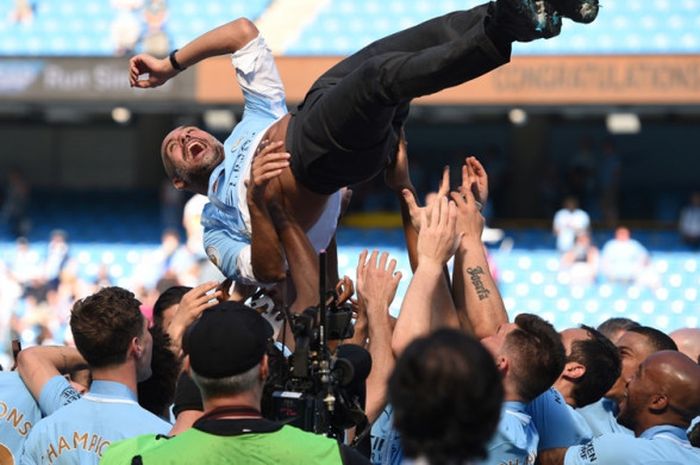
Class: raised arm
385,134,420,271
247,141,291,283
356,250,402,423
129,17,259,88
16,346,87,405
268,201,320,313
451,159,507,339
392,197,459,356
166,281,222,356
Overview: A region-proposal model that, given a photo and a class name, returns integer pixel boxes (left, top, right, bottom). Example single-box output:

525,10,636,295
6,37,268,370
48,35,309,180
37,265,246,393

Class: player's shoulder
119,404,171,431
565,433,640,465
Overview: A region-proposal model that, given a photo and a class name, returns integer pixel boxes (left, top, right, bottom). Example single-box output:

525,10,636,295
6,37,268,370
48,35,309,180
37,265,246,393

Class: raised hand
171,281,222,329
247,140,290,202
416,196,460,267
402,165,451,232
356,250,403,310
462,156,488,207
129,54,178,88
450,184,485,242
335,275,355,306
166,281,222,355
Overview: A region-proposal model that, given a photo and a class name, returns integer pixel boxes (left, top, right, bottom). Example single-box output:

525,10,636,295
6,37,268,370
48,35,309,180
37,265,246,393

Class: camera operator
101,302,369,465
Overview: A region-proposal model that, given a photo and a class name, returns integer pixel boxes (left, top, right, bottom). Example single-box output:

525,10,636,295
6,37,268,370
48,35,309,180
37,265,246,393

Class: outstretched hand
171,281,222,329
462,156,488,207
450,184,485,242
356,249,403,311
416,196,460,267
402,165,450,232
247,140,290,202
129,54,178,88
166,281,222,355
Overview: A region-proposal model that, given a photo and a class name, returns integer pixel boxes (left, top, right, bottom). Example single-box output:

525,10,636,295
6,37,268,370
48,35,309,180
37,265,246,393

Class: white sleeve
231,35,287,119
234,245,258,285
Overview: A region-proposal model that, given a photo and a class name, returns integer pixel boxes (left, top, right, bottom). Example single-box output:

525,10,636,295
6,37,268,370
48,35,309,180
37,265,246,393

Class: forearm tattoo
466,266,491,300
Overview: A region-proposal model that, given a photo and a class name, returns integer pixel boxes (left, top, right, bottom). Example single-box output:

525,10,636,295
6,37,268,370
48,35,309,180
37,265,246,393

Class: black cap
184,301,273,379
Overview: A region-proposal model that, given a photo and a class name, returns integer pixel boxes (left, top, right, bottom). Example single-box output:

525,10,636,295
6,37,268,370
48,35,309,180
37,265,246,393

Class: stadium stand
2,215,698,344
0,0,270,56
286,0,700,55
0,0,699,56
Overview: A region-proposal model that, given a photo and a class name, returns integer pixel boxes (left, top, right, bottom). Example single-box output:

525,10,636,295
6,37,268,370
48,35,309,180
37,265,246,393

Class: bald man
559,351,700,465
577,326,677,436
670,328,700,363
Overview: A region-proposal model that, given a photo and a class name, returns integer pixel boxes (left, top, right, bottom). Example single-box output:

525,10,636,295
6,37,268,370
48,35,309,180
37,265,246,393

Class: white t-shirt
553,209,590,252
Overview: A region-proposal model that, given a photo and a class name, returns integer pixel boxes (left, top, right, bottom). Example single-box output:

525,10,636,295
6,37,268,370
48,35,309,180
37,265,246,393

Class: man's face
161,126,224,188
617,359,655,430
481,323,518,359
606,331,652,402
615,227,631,241
159,303,178,331
136,317,154,382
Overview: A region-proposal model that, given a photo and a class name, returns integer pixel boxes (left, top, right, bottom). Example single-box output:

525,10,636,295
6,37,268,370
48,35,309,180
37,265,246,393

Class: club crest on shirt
206,246,220,267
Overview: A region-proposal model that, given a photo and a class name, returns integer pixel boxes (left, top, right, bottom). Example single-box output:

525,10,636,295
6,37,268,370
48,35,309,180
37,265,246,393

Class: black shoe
549,0,599,23
495,0,562,42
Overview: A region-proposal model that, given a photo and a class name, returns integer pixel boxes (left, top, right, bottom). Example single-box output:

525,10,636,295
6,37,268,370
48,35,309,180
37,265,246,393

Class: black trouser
287,2,511,194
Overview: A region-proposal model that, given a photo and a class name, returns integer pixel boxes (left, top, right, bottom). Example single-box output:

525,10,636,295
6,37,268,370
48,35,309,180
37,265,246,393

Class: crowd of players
1,141,699,465
3,0,700,464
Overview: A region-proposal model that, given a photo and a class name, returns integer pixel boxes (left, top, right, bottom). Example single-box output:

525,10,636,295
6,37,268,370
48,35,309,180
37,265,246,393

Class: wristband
169,49,186,71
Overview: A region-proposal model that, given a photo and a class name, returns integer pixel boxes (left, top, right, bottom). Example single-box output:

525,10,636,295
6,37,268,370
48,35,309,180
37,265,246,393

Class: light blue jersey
527,388,588,450
576,397,633,437
370,405,402,465
200,34,341,284
475,401,538,465
19,380,170,465
564,425,700,465
201,34,288,283
566,405,593,442
0,372,42,464
37,376,81,417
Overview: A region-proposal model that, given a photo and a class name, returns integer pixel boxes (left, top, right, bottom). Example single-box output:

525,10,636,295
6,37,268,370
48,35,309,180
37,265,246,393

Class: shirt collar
504,401,528,413
640,424,689,441
88,380,138,402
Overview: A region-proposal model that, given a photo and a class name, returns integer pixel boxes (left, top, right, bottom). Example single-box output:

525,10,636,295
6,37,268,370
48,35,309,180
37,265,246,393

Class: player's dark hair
568,325,621,407
389,329,503,465
138,325,180,418
690,420,700,448
505,314,566,402
70,287,144,368
597,317,640,340
152,286,192,327
627,326,678,353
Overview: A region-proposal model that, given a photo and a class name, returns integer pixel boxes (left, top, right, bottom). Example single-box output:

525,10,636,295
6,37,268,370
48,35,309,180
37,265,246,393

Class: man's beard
616,395,640,430
183,164,214,191
180,147,223,191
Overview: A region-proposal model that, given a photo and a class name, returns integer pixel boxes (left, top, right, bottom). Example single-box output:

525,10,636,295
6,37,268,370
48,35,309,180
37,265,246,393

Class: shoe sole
537,1,562,38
